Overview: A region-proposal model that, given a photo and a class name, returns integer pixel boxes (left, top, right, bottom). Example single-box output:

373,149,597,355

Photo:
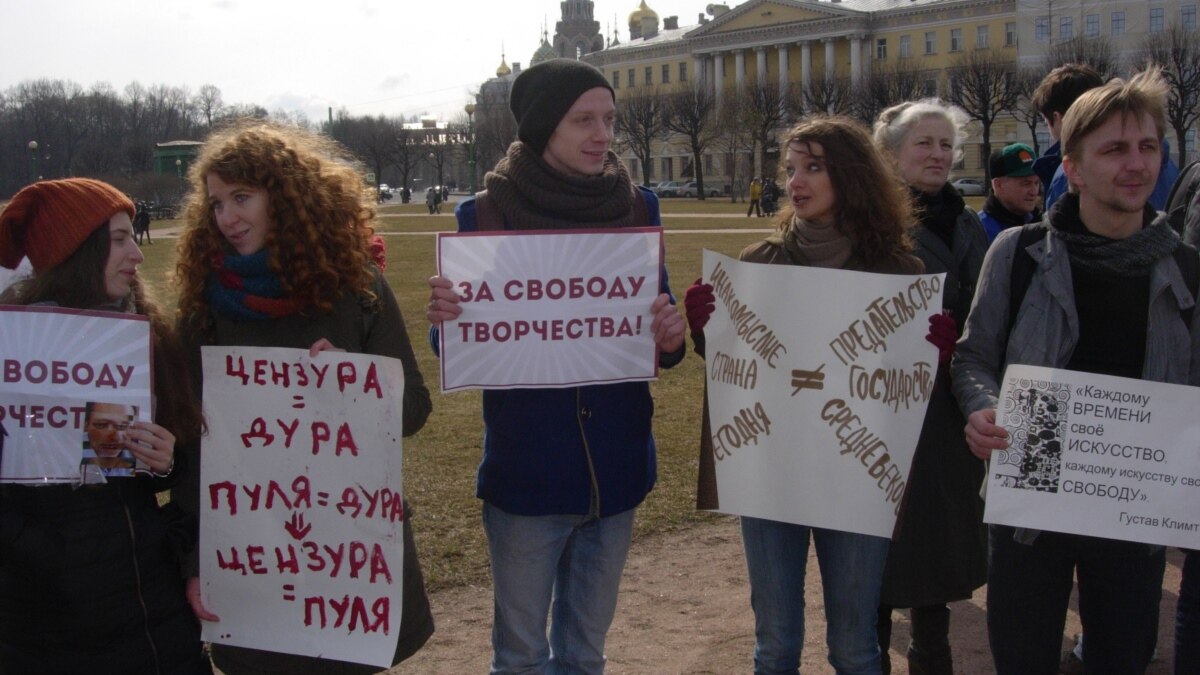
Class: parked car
951,178,985,196
681,181,722,198
654,181,684,197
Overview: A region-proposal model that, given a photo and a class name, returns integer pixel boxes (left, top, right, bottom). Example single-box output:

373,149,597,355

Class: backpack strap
632,187,650,226
1167,159,1200,236
473,191,505,231
1172,242,1200,327
1007,222,1049,333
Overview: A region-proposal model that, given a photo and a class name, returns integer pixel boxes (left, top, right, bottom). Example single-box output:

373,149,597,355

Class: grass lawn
139,194,987,590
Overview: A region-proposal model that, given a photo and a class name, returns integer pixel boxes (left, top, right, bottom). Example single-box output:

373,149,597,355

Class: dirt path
391,516,1185,674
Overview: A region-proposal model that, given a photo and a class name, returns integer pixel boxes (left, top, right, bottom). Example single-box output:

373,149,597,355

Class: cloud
379,75,409,91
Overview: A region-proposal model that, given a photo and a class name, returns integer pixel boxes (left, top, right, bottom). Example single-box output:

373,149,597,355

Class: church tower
553,0,603,59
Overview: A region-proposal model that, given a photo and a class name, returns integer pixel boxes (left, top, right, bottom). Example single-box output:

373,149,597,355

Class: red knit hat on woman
0,178,135,273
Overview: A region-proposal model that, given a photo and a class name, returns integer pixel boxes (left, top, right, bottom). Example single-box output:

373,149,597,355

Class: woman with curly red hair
172,120,433,675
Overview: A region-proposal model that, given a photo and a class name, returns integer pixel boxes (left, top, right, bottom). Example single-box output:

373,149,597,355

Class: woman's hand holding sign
650,293,685,354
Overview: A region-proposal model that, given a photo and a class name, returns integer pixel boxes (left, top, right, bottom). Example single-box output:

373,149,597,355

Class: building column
800,40,812,101
823,37,836,81
734,49,746,91
693,55,705,91
756,47,768,87
714,52,726,111
777,43,790,100
850,34,863,86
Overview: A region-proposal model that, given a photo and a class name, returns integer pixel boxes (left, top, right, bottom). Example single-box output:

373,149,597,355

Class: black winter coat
0,477,209,674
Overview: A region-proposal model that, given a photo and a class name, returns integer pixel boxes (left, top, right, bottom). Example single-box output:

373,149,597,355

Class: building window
1036,17,1049,42
1112,11,1125,37
900,35,912,58
1060,17,1074,40
704,154,713,174
1006,21,1017,46
680,62,688,81
1036,131,1051,149
662,64,670,84
628,68,635,87
661,157,673,181
923,77,938,97
645,66,653,85
925,31,937,54
1185,5,1198,31
630,158,639,177
1150,8,1165,33
613,70,620,89
876,38,887,60
1086,14,1100,38
976,25,989,48
950,28,963,51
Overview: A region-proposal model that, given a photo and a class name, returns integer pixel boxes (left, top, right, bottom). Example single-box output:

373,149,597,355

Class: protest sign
199,346,407,667
701,250,945,538
436,228,662,391
986,364,1200,549
0,306,151,483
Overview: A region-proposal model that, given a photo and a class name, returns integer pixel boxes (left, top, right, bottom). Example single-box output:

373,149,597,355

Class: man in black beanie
425,58,686,674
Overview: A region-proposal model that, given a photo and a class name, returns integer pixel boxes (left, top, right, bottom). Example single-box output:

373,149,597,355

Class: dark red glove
684,277,715,335
369,235,387,271
925,311,957,366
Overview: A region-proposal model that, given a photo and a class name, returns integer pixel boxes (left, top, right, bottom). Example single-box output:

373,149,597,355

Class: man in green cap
980,142,1041,242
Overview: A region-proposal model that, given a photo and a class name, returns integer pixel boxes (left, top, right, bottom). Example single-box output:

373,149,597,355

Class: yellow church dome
628,0,658,27
496,55,512,77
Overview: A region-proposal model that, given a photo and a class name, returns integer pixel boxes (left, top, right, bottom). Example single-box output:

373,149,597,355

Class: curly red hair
175,120,377,323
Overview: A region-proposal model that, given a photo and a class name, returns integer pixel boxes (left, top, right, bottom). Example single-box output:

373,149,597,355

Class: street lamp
27,141,38,184
175,158,184,205
464,103,477,194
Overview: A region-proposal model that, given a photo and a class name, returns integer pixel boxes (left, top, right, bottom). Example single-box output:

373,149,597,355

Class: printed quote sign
702,251,945,538
200,346,407,667
987,364,1200,549
0,306,151,483
436,228,662,391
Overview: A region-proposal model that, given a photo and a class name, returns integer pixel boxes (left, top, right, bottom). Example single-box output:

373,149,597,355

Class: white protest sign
200,346,406,668
436,228,662,391
987,364,1200,548
702,250,945,538
0,306,151,483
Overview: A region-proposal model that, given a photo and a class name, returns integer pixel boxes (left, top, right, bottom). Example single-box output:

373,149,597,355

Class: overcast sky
2,0,708,124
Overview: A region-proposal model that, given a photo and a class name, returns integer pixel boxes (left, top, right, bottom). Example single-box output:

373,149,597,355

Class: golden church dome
628,0,658,27
496,55,512,77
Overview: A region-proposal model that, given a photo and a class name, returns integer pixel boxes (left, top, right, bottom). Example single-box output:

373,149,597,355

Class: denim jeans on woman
483,503,635,675
741,516,891,675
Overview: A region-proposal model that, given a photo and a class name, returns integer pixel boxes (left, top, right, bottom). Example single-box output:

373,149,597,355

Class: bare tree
1048,36,1122,81
850,59,926,125
711,96,755,202
392,126,426,197
1010,68,1045,155
662,84,718,199
194,84,225,128
947,50,1020,184
333,114,398,190
743,81,790,180
616,91,666,186
1142,26,1200,167
802,70,853,116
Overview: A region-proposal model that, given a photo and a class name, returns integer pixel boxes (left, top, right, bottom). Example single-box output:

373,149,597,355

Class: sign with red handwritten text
701,251,946,538
199,346,406,667
436,228,662,391
0,306,151,483
988,365,1200,549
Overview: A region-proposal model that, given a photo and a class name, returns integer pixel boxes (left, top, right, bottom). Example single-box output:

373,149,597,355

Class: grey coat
952,214,1200,418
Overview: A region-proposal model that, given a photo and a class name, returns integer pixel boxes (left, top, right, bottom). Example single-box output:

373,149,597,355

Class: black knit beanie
510,59,615,155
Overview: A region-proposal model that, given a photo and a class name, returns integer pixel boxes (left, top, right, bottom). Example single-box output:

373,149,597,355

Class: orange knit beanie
0,178,135,273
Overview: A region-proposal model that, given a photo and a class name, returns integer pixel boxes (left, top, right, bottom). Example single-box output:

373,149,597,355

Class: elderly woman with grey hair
871,99,989,675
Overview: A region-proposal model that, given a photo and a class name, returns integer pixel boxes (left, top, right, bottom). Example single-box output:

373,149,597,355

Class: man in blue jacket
980,143,1040,242
425,59,686,675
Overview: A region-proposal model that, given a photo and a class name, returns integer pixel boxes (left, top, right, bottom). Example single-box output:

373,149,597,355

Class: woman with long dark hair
0,178,209,674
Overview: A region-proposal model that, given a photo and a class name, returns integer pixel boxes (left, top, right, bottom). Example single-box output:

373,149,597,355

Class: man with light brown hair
953,68,1200,674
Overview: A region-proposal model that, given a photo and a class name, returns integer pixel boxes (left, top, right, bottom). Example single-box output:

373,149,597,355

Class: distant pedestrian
980,143,1040,242
425,187,436,214
134,201,152,245
747,177,762,217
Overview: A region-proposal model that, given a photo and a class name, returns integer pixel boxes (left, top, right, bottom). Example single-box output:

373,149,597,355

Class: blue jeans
741,516,890,675
483,503,635,675
987,525,1165,675
1178,549,1199,675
